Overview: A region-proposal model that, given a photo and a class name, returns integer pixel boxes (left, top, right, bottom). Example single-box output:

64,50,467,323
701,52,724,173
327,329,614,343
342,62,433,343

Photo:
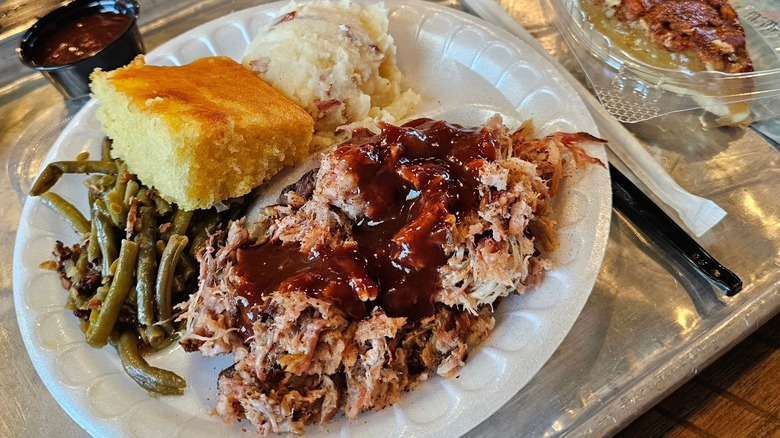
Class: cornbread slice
90,55,314,210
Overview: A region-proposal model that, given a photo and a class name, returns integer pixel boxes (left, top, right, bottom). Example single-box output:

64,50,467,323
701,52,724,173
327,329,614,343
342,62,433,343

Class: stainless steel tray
0,0,777,436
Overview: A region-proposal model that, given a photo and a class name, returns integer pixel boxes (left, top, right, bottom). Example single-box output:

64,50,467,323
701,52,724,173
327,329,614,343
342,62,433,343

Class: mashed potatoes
242,0,420,145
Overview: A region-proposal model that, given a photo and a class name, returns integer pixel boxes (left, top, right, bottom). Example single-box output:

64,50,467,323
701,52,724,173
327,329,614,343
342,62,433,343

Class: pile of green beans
32,139,249,395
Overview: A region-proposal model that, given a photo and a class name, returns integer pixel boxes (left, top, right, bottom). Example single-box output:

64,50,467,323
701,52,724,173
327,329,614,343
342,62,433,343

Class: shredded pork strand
178,116,603,435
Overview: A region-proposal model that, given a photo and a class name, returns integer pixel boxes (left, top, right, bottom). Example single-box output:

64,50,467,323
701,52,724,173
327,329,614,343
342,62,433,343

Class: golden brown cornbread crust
90,55,314,210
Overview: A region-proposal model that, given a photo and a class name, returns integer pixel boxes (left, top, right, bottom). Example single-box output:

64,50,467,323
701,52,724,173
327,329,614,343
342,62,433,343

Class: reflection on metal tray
0,0,778,437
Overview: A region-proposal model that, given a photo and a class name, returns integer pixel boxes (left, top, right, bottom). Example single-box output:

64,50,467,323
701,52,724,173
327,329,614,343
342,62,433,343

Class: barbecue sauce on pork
235,119,498,331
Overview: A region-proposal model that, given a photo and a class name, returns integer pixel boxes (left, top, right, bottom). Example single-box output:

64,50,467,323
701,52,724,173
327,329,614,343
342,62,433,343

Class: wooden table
619,313,780,437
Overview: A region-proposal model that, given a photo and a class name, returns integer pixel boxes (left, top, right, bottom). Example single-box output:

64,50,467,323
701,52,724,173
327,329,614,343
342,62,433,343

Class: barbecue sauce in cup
32,12,133,66
17,0,144,99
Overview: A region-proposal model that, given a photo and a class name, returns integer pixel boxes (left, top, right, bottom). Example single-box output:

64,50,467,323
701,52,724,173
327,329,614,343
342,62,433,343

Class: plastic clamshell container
547,0,780,126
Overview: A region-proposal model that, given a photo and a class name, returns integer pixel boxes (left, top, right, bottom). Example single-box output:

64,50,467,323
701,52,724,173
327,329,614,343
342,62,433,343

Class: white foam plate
13,1,611,437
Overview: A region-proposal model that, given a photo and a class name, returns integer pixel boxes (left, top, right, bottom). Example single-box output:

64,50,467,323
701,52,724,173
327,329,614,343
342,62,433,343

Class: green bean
127,289,138,311
85,173,116,195
136,187,150,204
155,240,165,258
170,209,194,236
145,325,167,350
187,229,209,259
94,284,111,302
84,283,109,327
101,137,113,161
134,205,159,345
155,235,188,335
152,194,172,217
39,192,90,235
88,305,100,325
87,239,138,348
73,249,89,282
30,160,118,196
108,258,119,276
87,186,99,206
65,295,78,311
187,212,219,258
80,320,90,335
107,200,127,229
67,289,88,310
170,253,197,295
61,258,80,283
105,171,128,228
124,180,140,206
116,331,186,395
87,210,101,262
147,330,178,351
92,198,118,277
65,251,93,310
178,254,197,285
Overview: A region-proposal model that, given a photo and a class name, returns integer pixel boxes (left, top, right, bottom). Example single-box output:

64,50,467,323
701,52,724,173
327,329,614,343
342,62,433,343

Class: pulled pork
178,116,603,435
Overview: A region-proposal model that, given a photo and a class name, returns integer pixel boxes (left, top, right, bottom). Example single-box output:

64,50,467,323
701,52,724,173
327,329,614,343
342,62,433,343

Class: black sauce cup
17,0,145,100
